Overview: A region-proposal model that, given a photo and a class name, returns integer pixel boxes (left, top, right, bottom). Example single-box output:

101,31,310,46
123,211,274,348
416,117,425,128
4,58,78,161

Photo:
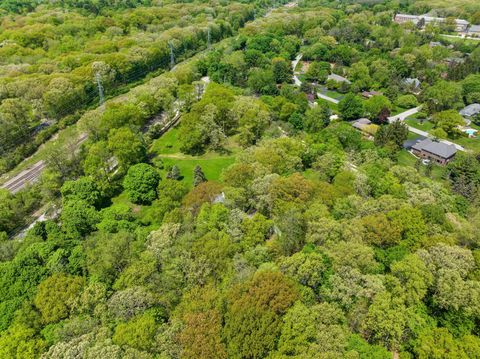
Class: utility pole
168,40,175,68
95,72,105,106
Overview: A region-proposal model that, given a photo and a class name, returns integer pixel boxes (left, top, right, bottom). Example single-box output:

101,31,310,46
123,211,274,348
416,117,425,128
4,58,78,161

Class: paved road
389,107,465,151
292,54,303,87
388,106,422,122
2,161,46,194
317,92,339,104
292,55,340,105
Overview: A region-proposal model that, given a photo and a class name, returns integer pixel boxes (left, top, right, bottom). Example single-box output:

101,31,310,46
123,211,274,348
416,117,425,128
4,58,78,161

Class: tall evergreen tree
193,165,207,187
166,165,181,181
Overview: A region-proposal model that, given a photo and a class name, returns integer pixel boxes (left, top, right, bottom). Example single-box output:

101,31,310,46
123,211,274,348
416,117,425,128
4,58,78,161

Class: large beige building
394,14,469,32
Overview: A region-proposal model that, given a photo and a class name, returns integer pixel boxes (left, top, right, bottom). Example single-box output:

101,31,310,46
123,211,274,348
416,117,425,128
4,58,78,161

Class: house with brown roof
411,138,457,165
361,91,383,99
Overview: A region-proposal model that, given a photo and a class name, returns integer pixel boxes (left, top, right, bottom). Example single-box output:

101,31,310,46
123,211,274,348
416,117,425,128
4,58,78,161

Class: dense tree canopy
2,0,480,358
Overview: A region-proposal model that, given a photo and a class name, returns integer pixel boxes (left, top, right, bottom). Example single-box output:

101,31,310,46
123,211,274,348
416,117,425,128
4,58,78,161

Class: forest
1,0,480,358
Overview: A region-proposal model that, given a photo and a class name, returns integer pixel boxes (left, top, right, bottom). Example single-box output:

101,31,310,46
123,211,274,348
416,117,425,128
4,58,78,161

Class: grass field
391,106,410,116
405,118,434,132
397,149,446,181
455,136,480,153
323,89,344,100
159,156,236,186
317,98,338,112
439,34,480,46
150,127,238,187
407,131,421,140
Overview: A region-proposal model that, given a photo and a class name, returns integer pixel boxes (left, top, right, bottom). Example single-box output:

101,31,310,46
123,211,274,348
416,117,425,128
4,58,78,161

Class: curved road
292,59,465,152
292,54,339,104
388,107,465,151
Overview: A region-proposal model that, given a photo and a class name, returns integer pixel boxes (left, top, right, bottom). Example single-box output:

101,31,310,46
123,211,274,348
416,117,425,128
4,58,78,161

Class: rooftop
328,73,351,84
469,25,480,34
412,138,457,159
362,90,383,98
352,118,371,130
404,77,421,87
460,103,480,117
395,14,469,26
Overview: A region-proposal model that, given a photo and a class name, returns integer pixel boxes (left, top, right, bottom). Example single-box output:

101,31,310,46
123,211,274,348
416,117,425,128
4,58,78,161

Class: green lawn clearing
397,149,446,181
150,127,238,187
405,119,434,132
158,156,236,187
454,136,480,153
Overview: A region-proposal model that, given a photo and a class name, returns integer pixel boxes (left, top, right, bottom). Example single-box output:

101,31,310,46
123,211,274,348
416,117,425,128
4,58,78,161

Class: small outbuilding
361,91,383,99
352,118,372,131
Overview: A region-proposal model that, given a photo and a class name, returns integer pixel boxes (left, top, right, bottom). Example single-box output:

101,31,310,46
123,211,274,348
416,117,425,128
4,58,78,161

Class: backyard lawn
407,131,421,140
317,98,338,112
397,149,446,181
405,118,434,131
455,136,480,153
391,106,409,116
323,89,344,100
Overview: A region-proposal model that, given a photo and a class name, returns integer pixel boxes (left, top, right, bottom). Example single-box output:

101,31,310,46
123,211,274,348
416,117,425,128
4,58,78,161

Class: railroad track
2,161,46,194
1,134,88,194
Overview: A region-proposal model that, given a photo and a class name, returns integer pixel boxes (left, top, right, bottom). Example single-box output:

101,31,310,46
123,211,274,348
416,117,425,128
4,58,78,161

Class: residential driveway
388,106,422,122
390,107,465,151
291,54,340,104
317,92,339,104
292,54,303,87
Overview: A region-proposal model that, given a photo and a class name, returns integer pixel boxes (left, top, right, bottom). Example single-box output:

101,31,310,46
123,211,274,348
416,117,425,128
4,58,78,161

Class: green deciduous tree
339,93,365,121
277,301,349,357
123,163,161,204
248,68,277,95
279,251,329,291
431,110,464,138
0,324,46,359
113,313,157,351
272,57,293,84
423,81,463,113
61,177,102,207
305,61,330,83
34,274,84,324
304,102,331,132
223,271,298,358
374,121,409,151
365,95,392,123
108,127,147,172
61,200,99,238
362,291,407,351
391,254,433,305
